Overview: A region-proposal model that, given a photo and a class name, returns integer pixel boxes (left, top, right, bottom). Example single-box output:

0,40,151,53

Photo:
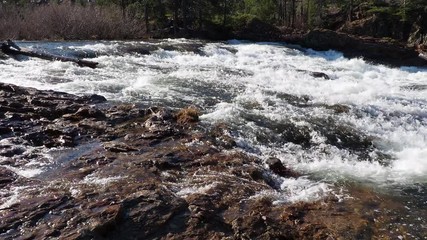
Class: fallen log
1,42,99,68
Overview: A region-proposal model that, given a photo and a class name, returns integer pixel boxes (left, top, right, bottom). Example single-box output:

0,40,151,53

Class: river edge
1,82,426,239
203,26,427,68
5,25,427,68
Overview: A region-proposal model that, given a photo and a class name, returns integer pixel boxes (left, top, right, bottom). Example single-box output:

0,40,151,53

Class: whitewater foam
2,39,427,197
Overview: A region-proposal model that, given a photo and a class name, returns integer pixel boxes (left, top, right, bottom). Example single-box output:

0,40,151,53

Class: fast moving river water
1,39,427,234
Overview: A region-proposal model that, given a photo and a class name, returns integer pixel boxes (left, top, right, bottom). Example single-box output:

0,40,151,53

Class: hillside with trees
0,0,426,47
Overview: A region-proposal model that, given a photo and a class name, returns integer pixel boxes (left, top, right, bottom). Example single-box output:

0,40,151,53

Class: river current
1,39,427,235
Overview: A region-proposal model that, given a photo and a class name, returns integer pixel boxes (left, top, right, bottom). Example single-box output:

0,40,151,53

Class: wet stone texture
0,82,424,239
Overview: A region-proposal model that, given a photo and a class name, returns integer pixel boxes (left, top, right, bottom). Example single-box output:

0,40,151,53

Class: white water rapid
1,39,427,207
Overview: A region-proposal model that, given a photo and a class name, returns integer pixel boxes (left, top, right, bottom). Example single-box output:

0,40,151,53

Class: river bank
1,82,426,239
160,20,426,68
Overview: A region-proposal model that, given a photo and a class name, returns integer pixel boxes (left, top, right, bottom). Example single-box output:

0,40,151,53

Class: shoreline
1,82,426,239
6,27,427,68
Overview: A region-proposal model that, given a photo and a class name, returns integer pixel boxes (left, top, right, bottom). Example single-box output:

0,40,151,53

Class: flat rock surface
0,82,424,239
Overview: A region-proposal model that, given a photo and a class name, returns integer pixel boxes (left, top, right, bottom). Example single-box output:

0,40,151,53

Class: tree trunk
144,3,149,33
121,0,126,19
223,0,228,26
182,0,188,33
198,7,203,31
284,0,288,26
348,0,353,22
291,0,296,27
173,0,179,35
1,44,98,68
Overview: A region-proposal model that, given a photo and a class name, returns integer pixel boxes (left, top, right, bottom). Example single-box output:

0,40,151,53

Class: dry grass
0,4,146,40
175,106,200,125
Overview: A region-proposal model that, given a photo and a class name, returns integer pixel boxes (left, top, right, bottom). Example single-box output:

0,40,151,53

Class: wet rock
64,106,106,121
0,83,24,93
23,129,76,147
297,69,331,80
401,84,427,91
159,43,205,55
0,126,12,135
311,118,373,153
0,167,17,188
121,46,153,55
324,104,351,114
310,71,330,79
81,94,108,104
0,145,25,157
209,123,236,149
0,82,417,239
266,157,300,178
278,123,312,147
103,142,138,153
243,113,312,148
266,91,311,107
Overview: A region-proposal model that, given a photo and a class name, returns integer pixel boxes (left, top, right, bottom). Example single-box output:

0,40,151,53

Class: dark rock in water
266,157,300,178
401,84,427,91
269,91,311,107
0,145,25,157
297,69,331,80
123,47,152,55
0,127,12,135
119,44,158,55
159,43,205,55
71,50,98,59
242,113,312,147
323,104,351,114
311,118,374,153
310,71,330,79
0,82,422,239
0,167,17,188
82,94,108,104
278,122,312,147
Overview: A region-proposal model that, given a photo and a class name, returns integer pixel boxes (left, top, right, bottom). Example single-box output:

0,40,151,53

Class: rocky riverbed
0,82,426,239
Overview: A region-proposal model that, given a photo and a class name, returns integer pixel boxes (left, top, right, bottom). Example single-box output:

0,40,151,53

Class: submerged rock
296,69,331,80
310,117,374,154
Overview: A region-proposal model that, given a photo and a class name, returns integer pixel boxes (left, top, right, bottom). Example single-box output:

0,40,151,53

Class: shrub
0,3,146,40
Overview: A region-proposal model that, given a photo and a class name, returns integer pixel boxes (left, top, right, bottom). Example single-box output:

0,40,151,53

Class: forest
0,0,426,41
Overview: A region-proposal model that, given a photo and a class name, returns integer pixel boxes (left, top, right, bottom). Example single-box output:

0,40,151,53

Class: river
1,39,427,237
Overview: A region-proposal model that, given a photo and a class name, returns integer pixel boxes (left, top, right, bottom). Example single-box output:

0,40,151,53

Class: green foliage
1,0,427,39
230,13,257,28
243,0,277,23
367,6,395,15
127,2,144,19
